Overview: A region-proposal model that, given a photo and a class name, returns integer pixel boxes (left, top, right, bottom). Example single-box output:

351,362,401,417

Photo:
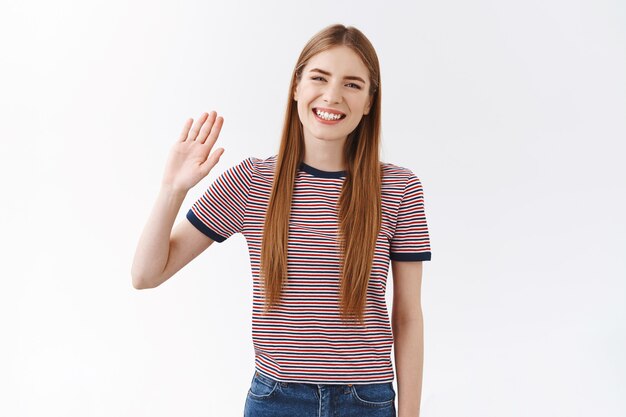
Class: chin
317,135,347,142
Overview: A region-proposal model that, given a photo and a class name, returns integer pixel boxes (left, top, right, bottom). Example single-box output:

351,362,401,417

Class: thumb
199,148,224,176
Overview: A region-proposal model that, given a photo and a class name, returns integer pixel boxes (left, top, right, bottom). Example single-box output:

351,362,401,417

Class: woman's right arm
130,111,225,289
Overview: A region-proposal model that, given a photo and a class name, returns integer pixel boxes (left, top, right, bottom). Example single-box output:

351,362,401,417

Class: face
293,45,373,144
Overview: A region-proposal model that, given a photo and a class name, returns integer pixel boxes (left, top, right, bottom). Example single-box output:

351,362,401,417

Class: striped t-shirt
186,154,432,385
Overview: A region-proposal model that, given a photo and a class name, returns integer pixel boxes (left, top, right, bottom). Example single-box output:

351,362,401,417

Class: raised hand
161,111,225,192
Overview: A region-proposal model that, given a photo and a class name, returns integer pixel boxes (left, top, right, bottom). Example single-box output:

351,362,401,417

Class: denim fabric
243,370,396,417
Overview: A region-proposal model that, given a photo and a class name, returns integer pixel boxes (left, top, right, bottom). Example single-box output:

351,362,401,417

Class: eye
311,76,362,90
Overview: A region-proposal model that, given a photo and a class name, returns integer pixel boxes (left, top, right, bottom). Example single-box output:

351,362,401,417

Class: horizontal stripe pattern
186,157,255,242
187,154,431,384
389,172,432,261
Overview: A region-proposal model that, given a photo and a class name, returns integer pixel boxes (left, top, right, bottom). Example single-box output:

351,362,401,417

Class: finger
186,112,209,141
197,111,218,144
178,118,193,142
203,116,224,147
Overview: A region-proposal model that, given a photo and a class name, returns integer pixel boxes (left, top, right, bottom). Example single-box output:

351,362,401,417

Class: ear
293,81,299,101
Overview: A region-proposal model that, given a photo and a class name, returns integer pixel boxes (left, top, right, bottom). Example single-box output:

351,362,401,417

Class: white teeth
315,109,343,121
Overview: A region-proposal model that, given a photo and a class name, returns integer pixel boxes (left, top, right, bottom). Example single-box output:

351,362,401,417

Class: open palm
162,111,225,192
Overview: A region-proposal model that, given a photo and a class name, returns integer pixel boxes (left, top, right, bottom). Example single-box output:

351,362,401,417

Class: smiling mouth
312,108,347,121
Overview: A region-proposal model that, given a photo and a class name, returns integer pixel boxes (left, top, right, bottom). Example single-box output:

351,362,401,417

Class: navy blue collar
299,162,346,179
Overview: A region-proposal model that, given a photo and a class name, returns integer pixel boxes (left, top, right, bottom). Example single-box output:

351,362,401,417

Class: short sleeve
389,171,432,261
186,157,256,243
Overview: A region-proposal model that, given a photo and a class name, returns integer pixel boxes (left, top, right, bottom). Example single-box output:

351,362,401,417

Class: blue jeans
243,370,397,417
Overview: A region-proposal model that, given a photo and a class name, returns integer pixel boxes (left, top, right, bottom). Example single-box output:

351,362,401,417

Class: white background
2,0,625,416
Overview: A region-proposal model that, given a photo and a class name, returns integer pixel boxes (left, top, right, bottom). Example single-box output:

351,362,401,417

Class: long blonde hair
259,23,382,325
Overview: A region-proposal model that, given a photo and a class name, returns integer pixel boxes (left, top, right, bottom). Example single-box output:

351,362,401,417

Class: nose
322,81,343,104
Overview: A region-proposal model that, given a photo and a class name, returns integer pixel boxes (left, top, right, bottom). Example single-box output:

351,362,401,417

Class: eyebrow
308,68,366,84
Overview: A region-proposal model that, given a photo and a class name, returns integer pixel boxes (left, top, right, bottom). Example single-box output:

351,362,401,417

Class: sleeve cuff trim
186,209,226,243
390,251,431,261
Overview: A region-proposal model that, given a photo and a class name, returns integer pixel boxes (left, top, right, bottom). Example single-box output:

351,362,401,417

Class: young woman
131,23,432,417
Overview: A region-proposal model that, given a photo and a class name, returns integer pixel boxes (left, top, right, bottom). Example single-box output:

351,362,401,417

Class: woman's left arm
391,260,424,417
